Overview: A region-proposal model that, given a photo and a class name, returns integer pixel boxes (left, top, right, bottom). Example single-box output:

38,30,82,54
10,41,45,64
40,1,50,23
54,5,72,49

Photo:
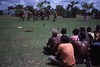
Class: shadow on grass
42,51,51,56
23,29,32,32
46,62,60,67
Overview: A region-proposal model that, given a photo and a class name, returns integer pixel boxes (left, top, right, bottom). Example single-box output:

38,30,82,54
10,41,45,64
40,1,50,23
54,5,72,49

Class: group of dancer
43,25,100,67
19,9,57,21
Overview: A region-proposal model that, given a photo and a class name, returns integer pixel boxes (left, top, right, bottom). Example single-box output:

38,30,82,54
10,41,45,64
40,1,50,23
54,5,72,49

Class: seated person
48,35,75,67
86,27,94,46
58,27,68,37
89,25,100,66
43,28,60,55
71,28,79,41
71,32,89,64
79,27,90,43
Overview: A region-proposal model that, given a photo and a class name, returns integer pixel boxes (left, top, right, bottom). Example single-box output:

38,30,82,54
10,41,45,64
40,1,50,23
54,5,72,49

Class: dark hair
79,32,86,41
61,35,70,43
61,28,67,34
87,27,91,32
72,28,79,35
95,25,100,32
52,32,57,37
80,27,85,32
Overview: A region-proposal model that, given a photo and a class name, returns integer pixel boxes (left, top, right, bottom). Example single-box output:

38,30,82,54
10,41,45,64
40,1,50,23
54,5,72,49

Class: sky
0,0,100,10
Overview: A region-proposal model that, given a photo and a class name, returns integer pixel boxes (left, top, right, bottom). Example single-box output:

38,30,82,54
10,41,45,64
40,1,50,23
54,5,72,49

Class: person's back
58,35,75,67
48,35,75,67
71,32,89,59
58,43,75,67
43,28,60,55
48,36,60,52
73,40,89,59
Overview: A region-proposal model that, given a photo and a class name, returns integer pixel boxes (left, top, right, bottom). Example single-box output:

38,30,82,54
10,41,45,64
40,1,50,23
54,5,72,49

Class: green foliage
81,2,94,12
15,4,24,10
14,4,24,17
56,5,66,16
70,1,79,8
26,5,34,12
8,6,15,10
37,0,51,10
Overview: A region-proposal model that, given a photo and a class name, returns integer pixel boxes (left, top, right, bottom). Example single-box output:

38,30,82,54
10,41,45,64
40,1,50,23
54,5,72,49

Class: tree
8,6,15,10
91,8,99,19
26,5,34,12
81,2,94,13
66,1,79,18
71,6,80,18
7,6,15,15
15,4,24,10
44,0,50,5
37,0,50,10
37,0,51,20
37,2,43,10
15,4,24,17
70,1,79,8
56,5,66,16
0,10,3,15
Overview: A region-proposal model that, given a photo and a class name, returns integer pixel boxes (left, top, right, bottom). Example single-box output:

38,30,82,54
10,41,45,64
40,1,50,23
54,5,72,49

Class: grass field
0,15,100,67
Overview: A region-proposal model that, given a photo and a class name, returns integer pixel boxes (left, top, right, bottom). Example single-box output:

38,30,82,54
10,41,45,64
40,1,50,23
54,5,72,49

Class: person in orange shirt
48,35,75,67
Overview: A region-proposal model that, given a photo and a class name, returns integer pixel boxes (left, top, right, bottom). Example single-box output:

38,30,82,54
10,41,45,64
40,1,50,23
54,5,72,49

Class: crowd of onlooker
43,24,100,67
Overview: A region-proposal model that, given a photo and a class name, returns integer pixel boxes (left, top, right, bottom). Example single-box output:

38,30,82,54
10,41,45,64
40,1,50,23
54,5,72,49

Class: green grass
0,15,100,67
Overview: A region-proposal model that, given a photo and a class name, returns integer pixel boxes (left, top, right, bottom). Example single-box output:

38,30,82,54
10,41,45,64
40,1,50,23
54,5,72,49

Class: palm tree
15,4,24,16
70,1,79,8
37,0,50,10
7,6,14,15
26,5,34,12
37,3,43,10
66,1,79,18
44,0,50,5
37,0,51,20
81,2,94,13
15,4,23,10
56,5,66,16
91,8,99,18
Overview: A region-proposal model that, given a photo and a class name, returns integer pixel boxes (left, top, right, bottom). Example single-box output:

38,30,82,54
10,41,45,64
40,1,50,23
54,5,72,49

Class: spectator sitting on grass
48,35,75,67
71,32,89,64
79,27,90,43
58,27,69,37
43,28,60,55
86,27,94,46
71,28,79,41
89,25,100,66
